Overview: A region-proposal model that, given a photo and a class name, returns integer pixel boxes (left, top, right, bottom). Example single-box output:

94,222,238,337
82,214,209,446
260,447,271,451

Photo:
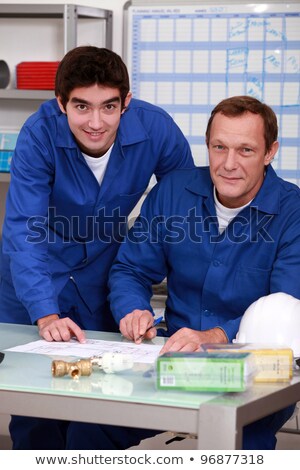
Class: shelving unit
0,89,54,100
0,4,113,54
0,4,112,101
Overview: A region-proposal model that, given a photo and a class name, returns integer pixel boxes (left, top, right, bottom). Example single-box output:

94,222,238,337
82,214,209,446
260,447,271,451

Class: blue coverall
108,166,300,449
0,97,194,449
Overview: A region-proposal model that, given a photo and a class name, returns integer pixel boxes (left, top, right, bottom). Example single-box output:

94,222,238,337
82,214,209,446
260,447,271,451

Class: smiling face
208,112,279,208
57,84,132,157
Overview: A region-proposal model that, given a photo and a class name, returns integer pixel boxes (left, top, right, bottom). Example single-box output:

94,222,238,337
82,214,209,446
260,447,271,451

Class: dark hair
55,46,130,109
205,96,278,153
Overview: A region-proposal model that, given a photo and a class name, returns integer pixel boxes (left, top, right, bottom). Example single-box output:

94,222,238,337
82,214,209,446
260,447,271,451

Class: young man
109,96,300,449
0,46,194,449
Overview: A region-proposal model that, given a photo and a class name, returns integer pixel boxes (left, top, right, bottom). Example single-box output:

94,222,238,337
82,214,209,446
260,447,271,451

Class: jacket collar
117,102,150,146
185,165,280,215
56,110,77,149
251,165,280,215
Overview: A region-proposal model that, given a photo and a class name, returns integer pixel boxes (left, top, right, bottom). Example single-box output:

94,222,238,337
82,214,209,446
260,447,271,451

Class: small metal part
52,359,93,379
51,353,134,379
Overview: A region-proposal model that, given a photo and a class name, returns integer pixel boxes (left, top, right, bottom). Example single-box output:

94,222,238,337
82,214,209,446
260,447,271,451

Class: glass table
0,322,299,449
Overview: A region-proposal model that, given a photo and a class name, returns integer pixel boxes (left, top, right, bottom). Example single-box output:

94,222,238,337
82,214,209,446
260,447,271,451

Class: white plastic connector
100,352,134,374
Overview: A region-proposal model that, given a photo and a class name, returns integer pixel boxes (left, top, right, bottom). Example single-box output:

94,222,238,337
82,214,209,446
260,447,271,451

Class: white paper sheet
5,338,162,364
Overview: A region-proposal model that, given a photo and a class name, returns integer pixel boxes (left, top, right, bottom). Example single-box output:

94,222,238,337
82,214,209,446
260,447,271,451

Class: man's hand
37,314,86,343
159,327,227,355
119,309,156,343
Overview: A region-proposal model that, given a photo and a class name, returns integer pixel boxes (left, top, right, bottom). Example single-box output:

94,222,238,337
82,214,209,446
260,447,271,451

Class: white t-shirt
82,145,113,185
213,186,251,234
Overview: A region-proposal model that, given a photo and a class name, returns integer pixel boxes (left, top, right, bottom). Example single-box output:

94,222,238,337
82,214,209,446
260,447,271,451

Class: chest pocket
95,189,146,241
234,265,272,311
98,189,146,218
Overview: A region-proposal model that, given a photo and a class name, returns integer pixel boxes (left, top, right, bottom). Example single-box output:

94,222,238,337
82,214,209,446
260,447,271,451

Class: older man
109,96,300,449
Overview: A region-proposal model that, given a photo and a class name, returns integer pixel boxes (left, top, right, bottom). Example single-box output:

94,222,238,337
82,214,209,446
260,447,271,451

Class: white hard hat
234,292,300,357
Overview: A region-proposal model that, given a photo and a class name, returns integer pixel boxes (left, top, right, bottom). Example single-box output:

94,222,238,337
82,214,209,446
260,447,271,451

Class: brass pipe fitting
52,353,134,379
52,359,93,379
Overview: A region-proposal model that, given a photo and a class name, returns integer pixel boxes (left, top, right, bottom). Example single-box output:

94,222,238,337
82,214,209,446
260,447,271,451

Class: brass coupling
52,358,93,379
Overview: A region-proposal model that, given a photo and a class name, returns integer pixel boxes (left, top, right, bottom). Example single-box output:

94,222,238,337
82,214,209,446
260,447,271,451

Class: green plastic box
156,351,254,392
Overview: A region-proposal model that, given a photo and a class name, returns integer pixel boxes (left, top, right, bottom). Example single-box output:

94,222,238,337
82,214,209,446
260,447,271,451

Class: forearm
108,268,154,324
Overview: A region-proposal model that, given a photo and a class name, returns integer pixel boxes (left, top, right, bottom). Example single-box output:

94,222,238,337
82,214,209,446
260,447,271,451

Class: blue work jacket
0,98,194,328
109,166,300,341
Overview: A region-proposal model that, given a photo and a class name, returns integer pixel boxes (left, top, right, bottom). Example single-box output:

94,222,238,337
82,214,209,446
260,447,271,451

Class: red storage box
16,61,60,90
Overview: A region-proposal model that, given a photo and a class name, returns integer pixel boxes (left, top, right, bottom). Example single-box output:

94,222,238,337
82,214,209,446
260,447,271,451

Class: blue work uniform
0,97,194,450
108,166,300,449
109,166,300,335
0,97,194,330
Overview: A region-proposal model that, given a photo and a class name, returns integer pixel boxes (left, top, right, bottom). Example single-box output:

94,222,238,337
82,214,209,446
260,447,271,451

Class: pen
136,315,164,341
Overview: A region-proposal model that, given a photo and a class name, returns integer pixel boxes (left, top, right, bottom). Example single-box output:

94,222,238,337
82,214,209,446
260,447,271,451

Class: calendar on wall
125,3,300,185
